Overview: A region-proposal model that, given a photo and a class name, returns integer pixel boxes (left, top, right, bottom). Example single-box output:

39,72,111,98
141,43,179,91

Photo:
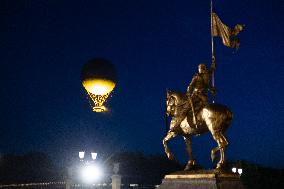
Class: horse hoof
189,160,196,166
184,160,196,171
184,165,191,171
216,163,223,169
184,164,192,171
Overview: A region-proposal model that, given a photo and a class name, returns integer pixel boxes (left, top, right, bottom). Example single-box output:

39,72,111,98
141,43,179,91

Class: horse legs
163,131,177,160
211,132,229,169
183,136,196,171
218,134,228,168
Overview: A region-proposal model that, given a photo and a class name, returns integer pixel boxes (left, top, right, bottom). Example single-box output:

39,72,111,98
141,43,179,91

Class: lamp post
66,151,101,189
79,151,102,184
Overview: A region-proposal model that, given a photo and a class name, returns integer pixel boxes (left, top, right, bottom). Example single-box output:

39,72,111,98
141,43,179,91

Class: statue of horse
163,90,233,170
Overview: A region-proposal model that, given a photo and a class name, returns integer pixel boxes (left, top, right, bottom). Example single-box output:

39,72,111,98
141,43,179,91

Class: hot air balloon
81,58,117,112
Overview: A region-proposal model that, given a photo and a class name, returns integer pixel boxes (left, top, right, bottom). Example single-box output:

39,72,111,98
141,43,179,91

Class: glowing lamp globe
80,164,103,183
81,58,117,112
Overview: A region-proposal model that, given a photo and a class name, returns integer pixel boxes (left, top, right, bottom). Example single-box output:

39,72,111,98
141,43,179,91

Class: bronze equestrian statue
163,63,233,170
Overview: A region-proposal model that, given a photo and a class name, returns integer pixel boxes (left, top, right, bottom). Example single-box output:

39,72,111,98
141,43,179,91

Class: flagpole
211,0,215,88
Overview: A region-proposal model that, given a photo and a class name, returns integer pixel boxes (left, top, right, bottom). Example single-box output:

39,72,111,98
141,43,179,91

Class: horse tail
165,89,169,133
226,109,233,126
221,108,233,132
227,109,234,121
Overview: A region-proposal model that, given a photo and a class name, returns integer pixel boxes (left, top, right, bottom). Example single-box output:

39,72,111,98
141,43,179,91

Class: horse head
166,90,188,117
166,90,175,116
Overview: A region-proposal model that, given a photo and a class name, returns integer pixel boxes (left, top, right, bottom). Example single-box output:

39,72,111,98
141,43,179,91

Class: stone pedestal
157,170,245,189
112,174,121,189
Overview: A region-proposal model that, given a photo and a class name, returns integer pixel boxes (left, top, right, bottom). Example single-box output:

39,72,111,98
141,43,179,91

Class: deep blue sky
0,0,283,168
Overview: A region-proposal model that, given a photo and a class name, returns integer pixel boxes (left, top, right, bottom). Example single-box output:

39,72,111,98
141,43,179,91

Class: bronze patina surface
162,0,244,174
163,62,233,170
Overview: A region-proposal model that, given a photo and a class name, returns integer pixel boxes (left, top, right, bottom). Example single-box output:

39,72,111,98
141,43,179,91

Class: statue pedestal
157,170,245,189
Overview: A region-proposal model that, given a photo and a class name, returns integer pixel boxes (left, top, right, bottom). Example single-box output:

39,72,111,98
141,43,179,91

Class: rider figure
186,62,217,127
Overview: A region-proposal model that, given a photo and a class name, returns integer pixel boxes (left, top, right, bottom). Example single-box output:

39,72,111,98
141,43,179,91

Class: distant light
91,152,98,160
79,152,85,159
130,184,138,187
238,168,243,175
80,164,102,183
232,167,237,173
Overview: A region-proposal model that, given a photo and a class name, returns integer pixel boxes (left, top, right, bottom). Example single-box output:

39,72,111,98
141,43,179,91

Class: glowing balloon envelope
81,58,116,112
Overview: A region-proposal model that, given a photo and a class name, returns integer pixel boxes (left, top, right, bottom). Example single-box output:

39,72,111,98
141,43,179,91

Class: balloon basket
92,106,107,112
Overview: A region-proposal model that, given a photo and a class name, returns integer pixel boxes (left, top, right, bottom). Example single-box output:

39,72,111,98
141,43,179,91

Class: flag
212,12,244,49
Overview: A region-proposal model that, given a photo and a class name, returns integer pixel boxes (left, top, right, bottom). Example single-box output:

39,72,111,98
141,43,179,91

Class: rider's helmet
198,64,207,73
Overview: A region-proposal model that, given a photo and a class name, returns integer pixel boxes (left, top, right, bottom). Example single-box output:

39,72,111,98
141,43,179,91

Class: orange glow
82,79,116,95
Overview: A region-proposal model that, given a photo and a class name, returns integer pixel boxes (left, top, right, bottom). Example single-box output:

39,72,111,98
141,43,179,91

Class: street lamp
232,167,243,175
78,151,102,184
79,152,85,160
91,152,98,160
237,168,243,175
79,151,97,161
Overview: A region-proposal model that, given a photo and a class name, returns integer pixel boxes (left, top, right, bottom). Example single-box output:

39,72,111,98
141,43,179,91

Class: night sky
1,0,283,168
